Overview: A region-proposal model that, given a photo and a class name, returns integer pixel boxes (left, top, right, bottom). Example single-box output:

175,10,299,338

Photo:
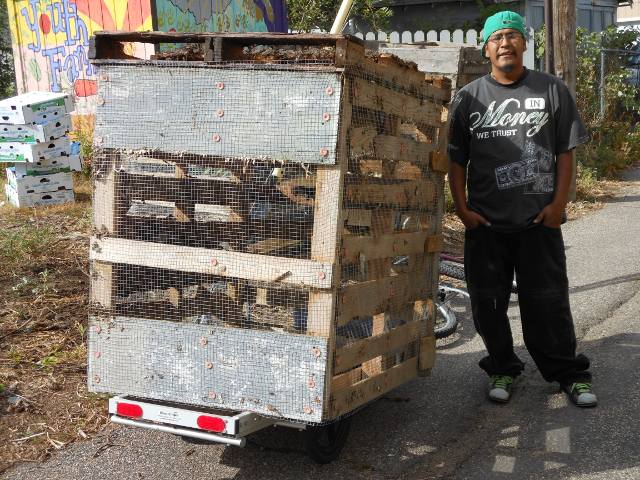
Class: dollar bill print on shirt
495,140,554,193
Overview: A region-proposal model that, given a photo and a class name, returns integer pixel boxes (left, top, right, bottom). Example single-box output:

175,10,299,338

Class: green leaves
287,0,391,33
0,1,15,98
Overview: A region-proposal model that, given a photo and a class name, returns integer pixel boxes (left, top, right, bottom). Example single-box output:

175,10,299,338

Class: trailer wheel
304,417,352,464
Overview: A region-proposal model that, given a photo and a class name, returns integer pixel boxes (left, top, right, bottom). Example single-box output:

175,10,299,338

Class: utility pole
544,0,554,74
552,0,577,95
551,0,578,199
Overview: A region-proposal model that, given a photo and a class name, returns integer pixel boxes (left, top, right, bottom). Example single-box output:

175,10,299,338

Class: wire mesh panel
87,33,449,423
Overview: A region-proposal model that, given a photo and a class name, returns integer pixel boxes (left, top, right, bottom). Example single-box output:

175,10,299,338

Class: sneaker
489,375,514,403
562,382,598,408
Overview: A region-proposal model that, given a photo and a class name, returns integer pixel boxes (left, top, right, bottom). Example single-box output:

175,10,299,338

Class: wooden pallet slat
342,232,441,262
90,237,333,288
337,270,430,325
352,78,444,127
349,127,436,164
334,320,421,374
331,356,418,417
346,179,435,208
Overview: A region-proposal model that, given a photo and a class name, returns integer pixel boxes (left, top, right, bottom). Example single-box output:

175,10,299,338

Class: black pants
464,224,591,384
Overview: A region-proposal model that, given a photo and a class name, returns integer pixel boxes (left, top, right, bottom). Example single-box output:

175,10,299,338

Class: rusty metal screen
87,33,448,424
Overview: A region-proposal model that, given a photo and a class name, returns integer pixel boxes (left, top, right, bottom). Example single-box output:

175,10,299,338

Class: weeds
0,225,58,268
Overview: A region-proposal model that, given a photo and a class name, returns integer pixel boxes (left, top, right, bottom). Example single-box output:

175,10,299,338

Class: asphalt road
5,168,639,480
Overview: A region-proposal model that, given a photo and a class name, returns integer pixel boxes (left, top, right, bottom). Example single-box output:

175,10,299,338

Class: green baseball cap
483,11,526,43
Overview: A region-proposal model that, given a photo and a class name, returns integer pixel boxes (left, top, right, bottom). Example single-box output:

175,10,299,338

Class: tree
287,0,391,33
1,0,16,99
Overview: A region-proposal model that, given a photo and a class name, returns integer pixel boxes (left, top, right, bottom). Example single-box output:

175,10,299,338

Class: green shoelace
572,382,592,393
491,375,513,389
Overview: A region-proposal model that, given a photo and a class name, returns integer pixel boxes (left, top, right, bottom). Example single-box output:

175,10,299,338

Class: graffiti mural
156,0,287,38
7,1,287,113
7,0,153,113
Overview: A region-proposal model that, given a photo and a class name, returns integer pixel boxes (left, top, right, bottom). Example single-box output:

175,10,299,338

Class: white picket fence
354,28,536,69
355,29,486,46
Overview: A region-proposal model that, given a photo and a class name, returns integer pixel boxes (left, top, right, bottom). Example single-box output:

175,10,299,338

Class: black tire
304,417,352,464
434,302,458,339
439,260,466,282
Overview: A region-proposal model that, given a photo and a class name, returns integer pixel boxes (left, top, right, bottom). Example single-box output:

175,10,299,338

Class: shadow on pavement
211,332,640,480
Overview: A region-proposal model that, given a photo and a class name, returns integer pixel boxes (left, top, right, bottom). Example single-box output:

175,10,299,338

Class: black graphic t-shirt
448,68,589,231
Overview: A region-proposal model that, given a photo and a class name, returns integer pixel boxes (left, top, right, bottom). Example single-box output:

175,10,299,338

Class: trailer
87,32,450,463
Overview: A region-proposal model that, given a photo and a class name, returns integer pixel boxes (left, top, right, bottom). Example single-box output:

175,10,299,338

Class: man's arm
533,149,573,227
449,161,491,229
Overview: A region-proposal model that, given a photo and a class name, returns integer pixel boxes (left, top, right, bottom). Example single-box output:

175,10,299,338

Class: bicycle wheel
439,260,466,282
434,301,458,339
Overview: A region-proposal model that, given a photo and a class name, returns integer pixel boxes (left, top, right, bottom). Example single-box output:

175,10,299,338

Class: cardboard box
0,92,74,125
13,153,81,176
4,182,75,208
6,167,74,195
0,115,72,143
0,136,71,163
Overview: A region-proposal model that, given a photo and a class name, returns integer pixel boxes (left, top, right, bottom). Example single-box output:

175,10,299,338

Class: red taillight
116,402,143,418
197,415,226,433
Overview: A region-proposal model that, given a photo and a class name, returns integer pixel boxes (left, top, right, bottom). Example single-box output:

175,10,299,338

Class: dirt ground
0,174,109,473
0,172,619,474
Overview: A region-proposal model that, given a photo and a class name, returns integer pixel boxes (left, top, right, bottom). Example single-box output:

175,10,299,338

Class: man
447,11,597,407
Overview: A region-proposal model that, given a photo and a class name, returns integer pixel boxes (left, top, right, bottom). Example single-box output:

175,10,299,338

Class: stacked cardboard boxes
0,92,80,207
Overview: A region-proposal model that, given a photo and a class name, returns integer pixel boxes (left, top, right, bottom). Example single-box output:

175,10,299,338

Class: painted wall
155,0,287,36
7,0,153,113
7,0,288,113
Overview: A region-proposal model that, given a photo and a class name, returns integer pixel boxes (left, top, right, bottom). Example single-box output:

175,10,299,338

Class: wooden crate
87,32,449,423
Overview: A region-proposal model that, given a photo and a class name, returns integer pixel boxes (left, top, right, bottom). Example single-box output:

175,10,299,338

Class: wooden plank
90,237,333,289
371,210,397,235
337,271,429,325
344,209,372,228
332,367,363,392
418,335,436,375
309,75,352,417
426,234,443,253
334,321,421,375
342,232,436,262
307,71,352,336
120,154,241,182
359,56,450,103
247,238,301,255
361,313,388,376
349,127,436,164
276,176,315,206
345,179,435,208
352,78,444,127
90,261,113,308
394,162,423,180
92,31,363,49
93,160,116,234
430,151,449,173
330,356,417,417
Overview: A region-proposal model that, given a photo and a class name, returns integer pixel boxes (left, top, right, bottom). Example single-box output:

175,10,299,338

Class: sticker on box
4,182,75,208
0,115,72,143
0,137,71,163
6,167,74,195
0,92,74,125
13,154,81,176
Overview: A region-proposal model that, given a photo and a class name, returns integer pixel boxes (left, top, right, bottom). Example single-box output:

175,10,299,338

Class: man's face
484,28,526,73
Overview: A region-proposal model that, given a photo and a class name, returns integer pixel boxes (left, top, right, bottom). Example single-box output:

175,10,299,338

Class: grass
0,225,59,267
